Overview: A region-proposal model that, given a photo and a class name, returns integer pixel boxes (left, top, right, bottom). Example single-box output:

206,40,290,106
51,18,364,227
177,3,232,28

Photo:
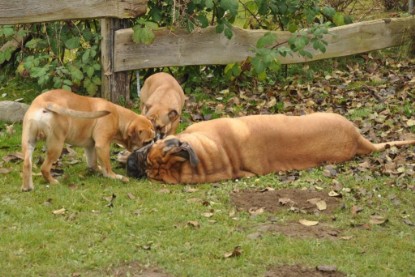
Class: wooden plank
114,17,415,71
0,0,148,24
100,18,130,103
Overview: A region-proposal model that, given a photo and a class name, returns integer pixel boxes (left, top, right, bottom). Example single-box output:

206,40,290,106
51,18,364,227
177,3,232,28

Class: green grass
1,120,415,276
1,39,415,275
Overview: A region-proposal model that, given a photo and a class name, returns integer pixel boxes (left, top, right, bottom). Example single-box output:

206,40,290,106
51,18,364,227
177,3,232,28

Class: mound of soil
252,222,342,240
231,188,342,214
265,264,346,277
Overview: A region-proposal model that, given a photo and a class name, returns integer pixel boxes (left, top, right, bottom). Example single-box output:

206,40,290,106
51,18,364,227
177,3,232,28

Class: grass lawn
1,55,415,276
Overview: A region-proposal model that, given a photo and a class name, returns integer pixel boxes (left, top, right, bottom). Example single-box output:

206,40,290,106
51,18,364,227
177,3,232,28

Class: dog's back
180,113,369,175
140,73,185,138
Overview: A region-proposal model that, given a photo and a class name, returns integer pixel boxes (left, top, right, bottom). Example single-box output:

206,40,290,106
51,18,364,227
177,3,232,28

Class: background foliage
0,0,357,97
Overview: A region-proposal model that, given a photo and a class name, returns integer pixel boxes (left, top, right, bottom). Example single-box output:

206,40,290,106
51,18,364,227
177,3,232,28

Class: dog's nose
143,140,153,146
154,132,166,142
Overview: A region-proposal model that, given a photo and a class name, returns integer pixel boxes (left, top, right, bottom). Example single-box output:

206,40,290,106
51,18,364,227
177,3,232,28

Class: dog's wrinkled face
145,137,198,181
127,136,199,182
126,142,153,179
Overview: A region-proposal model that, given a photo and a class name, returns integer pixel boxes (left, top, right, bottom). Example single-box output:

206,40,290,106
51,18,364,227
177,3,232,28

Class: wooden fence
1,1,414,103
114,17,415,71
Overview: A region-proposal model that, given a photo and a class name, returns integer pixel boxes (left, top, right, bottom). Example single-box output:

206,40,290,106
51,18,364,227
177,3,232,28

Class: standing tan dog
22,89,155,191
140,72,185,139
126,113,415,184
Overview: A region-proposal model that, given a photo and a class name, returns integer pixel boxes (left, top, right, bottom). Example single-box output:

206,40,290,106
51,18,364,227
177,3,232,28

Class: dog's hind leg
84,146,98,171
41,135,65,185
21,124,37,192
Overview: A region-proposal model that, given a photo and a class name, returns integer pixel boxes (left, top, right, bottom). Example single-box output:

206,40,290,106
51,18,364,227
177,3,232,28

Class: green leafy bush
1,21,101,95
132,0,350,81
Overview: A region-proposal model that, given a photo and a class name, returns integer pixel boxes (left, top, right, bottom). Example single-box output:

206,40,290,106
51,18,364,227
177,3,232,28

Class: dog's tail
372,139,415,151
45,103,110,119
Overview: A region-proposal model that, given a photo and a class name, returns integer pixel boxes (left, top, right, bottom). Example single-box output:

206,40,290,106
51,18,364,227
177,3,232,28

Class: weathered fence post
101,18,131,104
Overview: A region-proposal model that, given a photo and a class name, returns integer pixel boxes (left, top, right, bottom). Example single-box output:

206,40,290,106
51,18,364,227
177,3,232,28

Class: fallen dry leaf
103,194,116,208
187,221,200,228
0,167,12,174
306,198,321,205
279,198,295,205
187,198,202,203
158,188,171,194
247,232,262,240
202,212,214,218
299,219,319,226
2,152,23,163
6,124,15,135
228,208,236,217
369,215,388,225
406,119,415,127
52,208,66,215
351,205,363,215
328,190,341,197
183,186,198,193
316,265,337,272
248,207,264,216
224,246,242,258
68,183,78,190
403,219,414,226
259,187,275,192
316,200,327,211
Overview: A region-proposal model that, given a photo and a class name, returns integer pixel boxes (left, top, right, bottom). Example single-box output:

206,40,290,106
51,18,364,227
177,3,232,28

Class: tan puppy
126,113,415,184
22,89,155,192
140,72,185,139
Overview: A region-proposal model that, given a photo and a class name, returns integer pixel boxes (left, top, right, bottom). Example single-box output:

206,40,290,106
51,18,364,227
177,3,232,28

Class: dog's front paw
117,174,129,183
49,178,59,185
21,185,34,192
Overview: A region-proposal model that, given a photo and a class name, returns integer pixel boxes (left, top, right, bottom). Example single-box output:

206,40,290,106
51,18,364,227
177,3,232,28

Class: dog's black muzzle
126,142,153,179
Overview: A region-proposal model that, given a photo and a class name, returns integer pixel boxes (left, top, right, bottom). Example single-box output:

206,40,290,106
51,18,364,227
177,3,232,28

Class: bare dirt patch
251,222,342,240
232,188,345,240
265,264,346,277
231,188,342,214
98,261,171,277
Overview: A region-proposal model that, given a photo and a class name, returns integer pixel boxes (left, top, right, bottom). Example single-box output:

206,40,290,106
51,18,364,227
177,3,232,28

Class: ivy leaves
131,0,344,81
134,0,239,41
132,19,158,45
2,21,102,95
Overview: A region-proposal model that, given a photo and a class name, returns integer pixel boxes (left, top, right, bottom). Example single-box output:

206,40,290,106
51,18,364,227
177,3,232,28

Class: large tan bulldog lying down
22,89,155,192
126,113,415,184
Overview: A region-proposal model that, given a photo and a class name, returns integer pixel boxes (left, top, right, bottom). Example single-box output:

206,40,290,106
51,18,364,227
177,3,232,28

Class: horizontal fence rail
114,17,415,72
0,0,148,24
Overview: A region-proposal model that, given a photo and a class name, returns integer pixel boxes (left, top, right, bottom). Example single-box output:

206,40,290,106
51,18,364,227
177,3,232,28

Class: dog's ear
168,109,179,121
162,138,180,154
175,142,199,167
162,138,198,167
127,127,140,140
143,104,152,114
